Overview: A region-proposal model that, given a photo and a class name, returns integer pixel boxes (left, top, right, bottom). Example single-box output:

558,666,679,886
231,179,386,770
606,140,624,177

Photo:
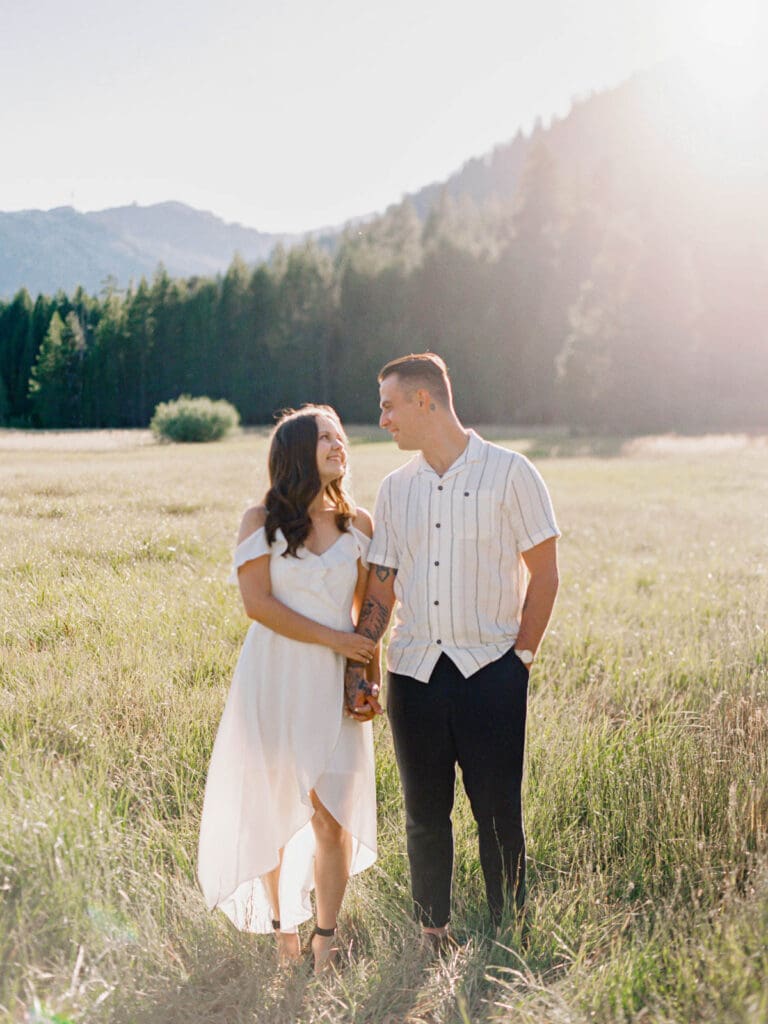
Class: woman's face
315,414,347,484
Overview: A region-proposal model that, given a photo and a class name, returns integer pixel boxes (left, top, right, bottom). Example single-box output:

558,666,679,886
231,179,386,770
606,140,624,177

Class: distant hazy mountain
0,202,299,298
3,61,765,300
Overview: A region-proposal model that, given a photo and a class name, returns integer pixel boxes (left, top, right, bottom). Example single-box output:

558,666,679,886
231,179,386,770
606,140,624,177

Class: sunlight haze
2,0,766,232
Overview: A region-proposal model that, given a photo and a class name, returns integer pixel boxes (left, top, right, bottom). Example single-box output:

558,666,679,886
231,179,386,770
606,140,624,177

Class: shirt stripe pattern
367,430,560,683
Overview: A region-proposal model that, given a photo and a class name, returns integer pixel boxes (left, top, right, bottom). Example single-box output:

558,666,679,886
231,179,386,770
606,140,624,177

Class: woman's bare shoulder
237,504,268,544
351,506,373,538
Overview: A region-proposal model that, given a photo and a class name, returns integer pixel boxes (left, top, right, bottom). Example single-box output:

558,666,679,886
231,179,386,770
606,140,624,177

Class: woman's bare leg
262,851,301,961
309,790,352,971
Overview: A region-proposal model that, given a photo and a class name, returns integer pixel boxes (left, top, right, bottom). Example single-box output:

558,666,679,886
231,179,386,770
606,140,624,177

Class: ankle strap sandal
308,923,339,973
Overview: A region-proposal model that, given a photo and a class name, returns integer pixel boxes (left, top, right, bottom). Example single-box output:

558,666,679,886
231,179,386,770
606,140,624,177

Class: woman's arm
236,506,376,663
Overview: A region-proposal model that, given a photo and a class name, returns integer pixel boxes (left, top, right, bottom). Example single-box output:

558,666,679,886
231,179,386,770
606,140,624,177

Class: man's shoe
419,928,463,960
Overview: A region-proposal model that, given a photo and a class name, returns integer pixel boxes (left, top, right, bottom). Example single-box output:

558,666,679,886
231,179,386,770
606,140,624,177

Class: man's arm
345,564,398,721
515,537,559,662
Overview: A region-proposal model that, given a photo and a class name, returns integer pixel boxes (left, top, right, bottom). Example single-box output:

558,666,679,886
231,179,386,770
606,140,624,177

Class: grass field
1,428,767,1024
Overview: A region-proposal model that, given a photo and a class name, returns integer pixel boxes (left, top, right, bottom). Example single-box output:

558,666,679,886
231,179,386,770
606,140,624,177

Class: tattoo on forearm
358,596,391,643
345,663,373,703
343,574,394,710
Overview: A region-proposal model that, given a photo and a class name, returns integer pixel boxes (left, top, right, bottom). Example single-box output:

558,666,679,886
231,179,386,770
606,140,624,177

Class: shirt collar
416,429,484,478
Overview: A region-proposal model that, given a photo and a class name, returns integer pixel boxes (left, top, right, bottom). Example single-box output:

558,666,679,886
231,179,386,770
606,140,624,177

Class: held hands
344,663,382,722
331,632,376,663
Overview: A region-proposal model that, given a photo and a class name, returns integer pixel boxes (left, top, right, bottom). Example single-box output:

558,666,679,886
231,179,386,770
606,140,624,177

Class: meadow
1,428,767,1024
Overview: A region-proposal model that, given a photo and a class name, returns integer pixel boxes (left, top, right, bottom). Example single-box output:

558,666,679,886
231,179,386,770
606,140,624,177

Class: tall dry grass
1,429,766,1023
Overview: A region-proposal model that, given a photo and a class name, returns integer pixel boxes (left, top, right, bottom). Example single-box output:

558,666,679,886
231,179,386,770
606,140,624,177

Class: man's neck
420,421,470,477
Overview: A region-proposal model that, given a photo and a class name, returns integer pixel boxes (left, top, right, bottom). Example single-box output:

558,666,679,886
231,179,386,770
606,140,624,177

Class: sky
2,0,766,233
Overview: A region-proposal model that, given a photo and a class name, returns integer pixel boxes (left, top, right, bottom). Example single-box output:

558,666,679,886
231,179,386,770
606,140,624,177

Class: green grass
1,429,767,1023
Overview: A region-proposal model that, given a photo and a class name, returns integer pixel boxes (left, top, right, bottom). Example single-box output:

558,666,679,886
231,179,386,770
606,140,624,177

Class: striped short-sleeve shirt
367,430,560,682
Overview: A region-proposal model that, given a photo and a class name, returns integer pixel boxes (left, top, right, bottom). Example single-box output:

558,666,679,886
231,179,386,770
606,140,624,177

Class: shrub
150,395,240,443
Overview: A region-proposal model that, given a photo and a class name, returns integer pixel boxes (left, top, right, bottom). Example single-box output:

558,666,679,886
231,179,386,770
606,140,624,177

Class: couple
197,353,560,972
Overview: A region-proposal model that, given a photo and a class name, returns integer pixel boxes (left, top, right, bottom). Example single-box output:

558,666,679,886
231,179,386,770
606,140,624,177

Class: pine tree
123,280,155,425
0,289,35,422
0,373,10,425
269,243,335,410
85,290,127,426
28,311,86,427
489,142,568,424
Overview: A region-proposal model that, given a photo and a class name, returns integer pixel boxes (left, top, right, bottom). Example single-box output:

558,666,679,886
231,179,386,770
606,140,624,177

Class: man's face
378,374,423,450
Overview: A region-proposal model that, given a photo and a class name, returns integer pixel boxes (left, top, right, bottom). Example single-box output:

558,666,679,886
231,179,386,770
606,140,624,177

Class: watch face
517,649,534,665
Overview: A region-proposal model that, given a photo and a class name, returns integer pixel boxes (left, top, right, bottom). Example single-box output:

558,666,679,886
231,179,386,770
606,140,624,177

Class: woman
198,406,379,972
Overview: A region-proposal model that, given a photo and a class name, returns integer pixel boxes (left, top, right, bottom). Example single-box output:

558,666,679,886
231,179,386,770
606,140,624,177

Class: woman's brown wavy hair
264,405,354,558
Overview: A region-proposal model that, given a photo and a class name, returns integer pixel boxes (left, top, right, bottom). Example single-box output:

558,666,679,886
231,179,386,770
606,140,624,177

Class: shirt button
434,600,439,605
436,639,442,645
434,561,439,566
464,491,470,497
436,523,441,528
437,485,443,491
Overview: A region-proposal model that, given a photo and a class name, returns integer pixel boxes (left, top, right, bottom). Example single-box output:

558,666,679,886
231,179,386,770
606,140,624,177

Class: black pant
387,648,528,928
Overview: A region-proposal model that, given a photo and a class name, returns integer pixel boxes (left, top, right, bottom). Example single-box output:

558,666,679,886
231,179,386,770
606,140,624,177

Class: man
345,353,560,948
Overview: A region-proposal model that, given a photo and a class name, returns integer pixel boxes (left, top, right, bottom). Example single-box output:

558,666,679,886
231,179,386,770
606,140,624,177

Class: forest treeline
2,139,767,433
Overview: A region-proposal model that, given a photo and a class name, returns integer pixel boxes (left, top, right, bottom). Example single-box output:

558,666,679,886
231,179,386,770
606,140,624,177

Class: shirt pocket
454,487,498,543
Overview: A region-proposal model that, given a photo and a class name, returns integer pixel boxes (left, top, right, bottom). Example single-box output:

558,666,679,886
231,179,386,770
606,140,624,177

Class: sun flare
674,0,768,106
696,0,764,47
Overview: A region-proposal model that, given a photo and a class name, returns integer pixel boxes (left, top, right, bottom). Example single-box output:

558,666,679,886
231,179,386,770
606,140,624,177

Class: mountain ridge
3,62,766,299
0,201,305,298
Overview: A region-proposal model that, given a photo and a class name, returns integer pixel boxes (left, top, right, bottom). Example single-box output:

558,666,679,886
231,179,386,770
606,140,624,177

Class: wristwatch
515,648,534,667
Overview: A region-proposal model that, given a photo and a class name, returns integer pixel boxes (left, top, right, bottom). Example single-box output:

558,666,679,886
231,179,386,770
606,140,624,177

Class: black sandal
308,924,338,973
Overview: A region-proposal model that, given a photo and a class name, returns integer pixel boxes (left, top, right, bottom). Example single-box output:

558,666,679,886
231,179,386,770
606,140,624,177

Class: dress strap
349,525,371,569
228,527,272,583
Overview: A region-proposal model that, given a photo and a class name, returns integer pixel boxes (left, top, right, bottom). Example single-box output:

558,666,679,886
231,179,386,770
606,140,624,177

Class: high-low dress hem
197,525,377,934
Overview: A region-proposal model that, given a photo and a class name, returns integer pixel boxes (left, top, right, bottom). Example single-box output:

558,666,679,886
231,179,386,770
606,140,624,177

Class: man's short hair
378,353,452,406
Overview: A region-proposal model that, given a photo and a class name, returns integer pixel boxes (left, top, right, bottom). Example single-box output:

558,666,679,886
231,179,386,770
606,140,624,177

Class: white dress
197,525,377,933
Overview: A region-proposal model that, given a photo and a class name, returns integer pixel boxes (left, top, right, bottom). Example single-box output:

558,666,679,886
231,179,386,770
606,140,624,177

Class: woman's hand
330,631,376,663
